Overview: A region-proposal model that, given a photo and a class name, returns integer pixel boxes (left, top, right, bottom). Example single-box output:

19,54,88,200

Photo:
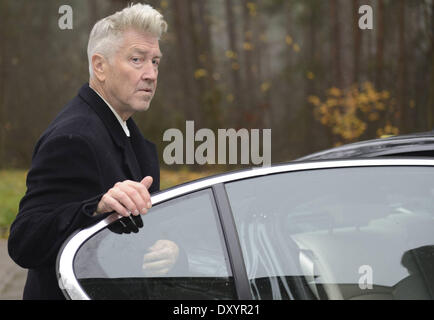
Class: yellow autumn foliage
309,82,393,143
377,124,399,137
247,2,257,17
194,69,207,79
231,62,240,70
225,50,237,59
306,72,315,80
243,42,254,51
261,81,272,93
160,0,168,9
285,35,293,46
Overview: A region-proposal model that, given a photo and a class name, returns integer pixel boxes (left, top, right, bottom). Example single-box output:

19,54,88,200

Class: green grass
0,168,220,238
160,167,220,190
0,170,27,238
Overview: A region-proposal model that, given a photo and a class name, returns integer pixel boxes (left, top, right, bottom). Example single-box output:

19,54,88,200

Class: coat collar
78,83,129,149
78,83,143,181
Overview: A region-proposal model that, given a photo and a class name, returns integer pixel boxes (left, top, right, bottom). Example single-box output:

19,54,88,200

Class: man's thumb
141,176,153,189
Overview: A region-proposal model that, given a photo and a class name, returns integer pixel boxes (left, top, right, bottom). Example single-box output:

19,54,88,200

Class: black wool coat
7,83,160,299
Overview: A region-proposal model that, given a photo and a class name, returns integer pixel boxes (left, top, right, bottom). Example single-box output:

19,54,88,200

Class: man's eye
152,59,160,66
131,58,142,63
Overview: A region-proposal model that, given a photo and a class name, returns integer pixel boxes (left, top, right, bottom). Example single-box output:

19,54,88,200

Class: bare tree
353,0,361,83
429,0,434,129
242,0,257,127
194,0,221,130
375,0,385,89
172,0,201,124
397,0,408,132
224,0,245,128
330,0,343,88
0,0,6,168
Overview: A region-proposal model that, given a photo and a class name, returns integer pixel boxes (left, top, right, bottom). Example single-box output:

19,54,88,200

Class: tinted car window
73,189,236,299
226,166,434,300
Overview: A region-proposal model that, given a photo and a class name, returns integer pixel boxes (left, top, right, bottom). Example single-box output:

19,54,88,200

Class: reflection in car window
73,189,236,300
226,166,434,300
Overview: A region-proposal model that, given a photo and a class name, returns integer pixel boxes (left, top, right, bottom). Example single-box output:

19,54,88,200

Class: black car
297,130,434,161
56,131,434,300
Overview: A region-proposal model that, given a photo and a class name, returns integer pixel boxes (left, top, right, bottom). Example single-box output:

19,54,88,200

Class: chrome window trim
56,158,434,300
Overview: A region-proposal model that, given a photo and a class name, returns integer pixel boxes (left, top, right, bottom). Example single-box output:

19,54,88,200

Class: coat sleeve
8,134,112,269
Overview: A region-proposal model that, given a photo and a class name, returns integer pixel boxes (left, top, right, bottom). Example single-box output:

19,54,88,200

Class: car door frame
56,158,434,300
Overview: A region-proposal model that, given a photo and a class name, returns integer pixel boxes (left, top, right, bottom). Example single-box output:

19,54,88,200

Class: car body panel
297,130,434,161
56,158,434,300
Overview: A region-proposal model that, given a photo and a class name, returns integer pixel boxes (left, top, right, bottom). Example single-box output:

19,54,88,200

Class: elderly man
8,4,176,299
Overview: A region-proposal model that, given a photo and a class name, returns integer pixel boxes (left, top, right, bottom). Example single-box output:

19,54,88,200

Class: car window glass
226,166,434,300
73,189,236,299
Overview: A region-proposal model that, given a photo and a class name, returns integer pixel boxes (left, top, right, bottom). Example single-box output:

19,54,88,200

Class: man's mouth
138,88,153,93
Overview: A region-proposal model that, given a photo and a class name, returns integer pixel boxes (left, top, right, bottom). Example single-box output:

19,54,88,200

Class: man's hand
95,176,153,217
142,240,180,276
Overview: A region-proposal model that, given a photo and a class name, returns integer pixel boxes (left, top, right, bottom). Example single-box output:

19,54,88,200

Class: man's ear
91,54,108,82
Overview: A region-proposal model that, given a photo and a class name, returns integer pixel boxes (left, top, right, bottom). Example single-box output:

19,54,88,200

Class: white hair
87,3,168,77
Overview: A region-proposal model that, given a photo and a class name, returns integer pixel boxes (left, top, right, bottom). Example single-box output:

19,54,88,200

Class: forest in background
0,0,433,170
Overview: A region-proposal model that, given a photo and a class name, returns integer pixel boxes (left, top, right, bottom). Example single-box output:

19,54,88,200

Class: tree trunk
255,8,268,129
186,0,206,127
242,0,257,128
305,1,317,153
196,0,214,87
224,0,245,128
88,0,98,29
330,0,343,88
0,0,6,168
397,0,408,133
172,0,201,124
429,0,434,129
353,0,361,84
375,0,385,89
195,0,221,130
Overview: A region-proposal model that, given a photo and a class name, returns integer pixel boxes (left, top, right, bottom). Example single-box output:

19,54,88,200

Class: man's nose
141,61,158,81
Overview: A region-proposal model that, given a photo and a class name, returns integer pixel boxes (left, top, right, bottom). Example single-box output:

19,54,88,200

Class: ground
0,239,26,299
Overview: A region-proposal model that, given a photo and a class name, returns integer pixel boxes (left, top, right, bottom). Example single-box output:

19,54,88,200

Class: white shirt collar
91,87,130,137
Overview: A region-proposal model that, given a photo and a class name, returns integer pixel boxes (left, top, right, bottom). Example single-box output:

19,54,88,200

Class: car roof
152,130,434,198
296,130,434,161
155,130,434,196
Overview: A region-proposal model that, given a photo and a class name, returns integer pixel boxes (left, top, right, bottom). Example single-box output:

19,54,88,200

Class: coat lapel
123,138,142,181
127,120,160,192
78,83,142,181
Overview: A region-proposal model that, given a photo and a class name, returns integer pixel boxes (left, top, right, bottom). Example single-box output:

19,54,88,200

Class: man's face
103,29,162,120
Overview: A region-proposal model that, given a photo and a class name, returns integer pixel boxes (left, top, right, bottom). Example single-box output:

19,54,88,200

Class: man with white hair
8,4,176,299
